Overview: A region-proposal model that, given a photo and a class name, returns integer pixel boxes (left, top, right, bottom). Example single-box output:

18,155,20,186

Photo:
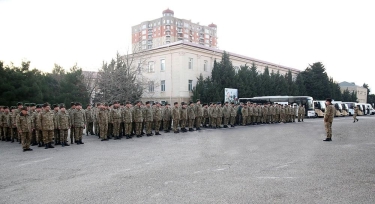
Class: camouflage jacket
72,109,86,127
37,110,55,131
172,107,180,120
123,107,132,123
1,112,11,127
16,112,33,132
58,111,71,130
187,106,195,120
144,107,153,122
162,107,171,121
153,107,162,122
133,106,143,123
98,108,109,125
222,105,230,118
110,108,122,123
85,109,94,123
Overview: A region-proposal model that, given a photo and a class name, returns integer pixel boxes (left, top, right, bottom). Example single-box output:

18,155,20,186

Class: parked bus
344,102,365,116
332,101,343,117
341,103,349,116
313,100,326,117
239,96,315,117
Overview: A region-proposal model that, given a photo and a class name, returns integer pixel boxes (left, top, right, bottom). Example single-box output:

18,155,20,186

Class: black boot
76,140,80,145
323,138,332,141
62,142,65,147
11,139,14,143
45,144,49,149
48,142,55,148
155,132,161,135
71,138,74,144
79,139,84,144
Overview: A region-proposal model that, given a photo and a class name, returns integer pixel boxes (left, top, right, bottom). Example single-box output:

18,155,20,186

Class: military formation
0,100,306,152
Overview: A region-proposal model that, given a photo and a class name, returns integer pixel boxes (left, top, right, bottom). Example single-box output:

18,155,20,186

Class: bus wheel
315,113,318,118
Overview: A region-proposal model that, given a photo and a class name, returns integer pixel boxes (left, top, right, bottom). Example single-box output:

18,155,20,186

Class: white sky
1,0,374,92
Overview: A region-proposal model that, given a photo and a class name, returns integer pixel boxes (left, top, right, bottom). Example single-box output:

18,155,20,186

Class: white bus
343,102,366,116
332,101,343,117
239,96,315,117
341,103,349,116
313,100,326,117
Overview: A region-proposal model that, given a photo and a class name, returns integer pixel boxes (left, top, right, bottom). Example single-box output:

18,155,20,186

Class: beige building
137,41,300,104
339,81,367,103
132,9,218,52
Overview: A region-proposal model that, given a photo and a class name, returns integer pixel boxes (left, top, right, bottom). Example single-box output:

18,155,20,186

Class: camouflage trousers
70,126,75,140
188,119,195,129
180,119,186,129
125,122,132,136
217,117,222,127
11,128,18,140
211,117,217,128
21,132,31,150
242,116,247,125
86,122,94,135
145,121,152,134
42,130,54,144
230,116,236,126
324,122,332,138
203,117,209,126
2,127,9,140
163,120,170,131
195,116,202,128
54,129,60,143
247,116,252,124
291,115,295,122
172,119,179,131
298,113,303,122
36,130,43,143
60,129,69,143
223,117,229,126
74,127,83,141
108,123,113,137
154,121,161,133
135,122,142,136
113,121,121,137
94,121,99,135
99,123,108,139
275,114,280,123
120,122,125,136
353,114,357,121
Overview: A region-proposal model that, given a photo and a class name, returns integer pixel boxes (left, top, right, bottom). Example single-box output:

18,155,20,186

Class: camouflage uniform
187,105,196,130
324,103,335,139
172,105,180,132
247,105,254,125
230,105,237,126
241,106,248,126
85,108,94,135
110,107,122,139
153,106,162,134
210,105,218,128
1,111,10,141
58,110,71,145
10,111,18,142
202,106,209,127
162,106,171,132
222,104,230,127
133,105,143,136
217,105,223,127
179,106,188,131
98,107,109,140
195,103,203,129
68,108,76,143
37,109,55,145
123,106,132,137
72,108,86,143
16,111,33,150
53,109,61,144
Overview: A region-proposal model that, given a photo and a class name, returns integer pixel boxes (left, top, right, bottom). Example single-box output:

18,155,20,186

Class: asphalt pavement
1,116,375,204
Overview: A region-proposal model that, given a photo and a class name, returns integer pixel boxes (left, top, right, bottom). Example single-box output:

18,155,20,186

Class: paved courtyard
1,116,375,204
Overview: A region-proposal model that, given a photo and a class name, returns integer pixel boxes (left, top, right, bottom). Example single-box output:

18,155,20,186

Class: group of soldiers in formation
0,100,306,152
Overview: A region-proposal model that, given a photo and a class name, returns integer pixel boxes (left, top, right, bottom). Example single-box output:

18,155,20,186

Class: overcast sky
1,0,374,92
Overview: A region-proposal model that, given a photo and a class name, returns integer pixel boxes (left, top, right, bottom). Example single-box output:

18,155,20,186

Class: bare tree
82,71,98,103
95,48,158,102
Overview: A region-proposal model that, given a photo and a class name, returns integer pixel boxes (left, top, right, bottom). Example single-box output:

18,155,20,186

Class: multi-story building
132,8,218,52
136,41,301,104
339,81,367,103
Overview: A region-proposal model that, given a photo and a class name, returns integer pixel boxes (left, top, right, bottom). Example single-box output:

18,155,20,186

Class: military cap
217,102,221,105
231,102,234,104
124,101,130,105
75,102,81,106
3,106,9,109
17,102,23,106
24,103,29,107
174,102,178,105
36,104,42,109
52,104,58,108
109,103,113,106
59,104,65,109
196,99,200,102
189,102,193,105
29,103,36,107
145,101,150,105
155,102,159,104
43,103,50,108
71,102,75,106
113,101,119,104
21,107,28,111
181,102,185,105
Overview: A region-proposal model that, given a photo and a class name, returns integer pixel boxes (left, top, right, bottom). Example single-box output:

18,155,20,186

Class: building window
148,81,154,92
148,61,154,73
204,60,208,71
188,80,193,91
161,80,165,92
161,59,165,71
188,58,193,69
